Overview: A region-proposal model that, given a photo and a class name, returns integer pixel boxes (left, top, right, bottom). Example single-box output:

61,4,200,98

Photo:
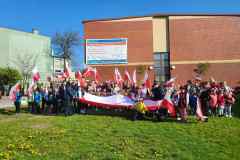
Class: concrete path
0,96,14,108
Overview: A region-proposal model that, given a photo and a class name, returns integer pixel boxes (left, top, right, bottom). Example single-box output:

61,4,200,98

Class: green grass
0,109,240,160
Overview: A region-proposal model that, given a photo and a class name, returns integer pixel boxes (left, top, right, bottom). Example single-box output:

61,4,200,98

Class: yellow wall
153,17,168,52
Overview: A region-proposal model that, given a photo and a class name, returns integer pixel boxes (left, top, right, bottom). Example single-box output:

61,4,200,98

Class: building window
154,52,170,82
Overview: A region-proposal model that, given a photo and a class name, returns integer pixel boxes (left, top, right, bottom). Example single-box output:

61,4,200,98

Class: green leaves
0,67,22,86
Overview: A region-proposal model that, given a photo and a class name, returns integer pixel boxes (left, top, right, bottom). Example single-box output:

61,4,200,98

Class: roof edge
82,13,240,23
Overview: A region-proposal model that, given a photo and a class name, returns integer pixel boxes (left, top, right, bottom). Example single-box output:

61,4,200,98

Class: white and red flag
132,69,137,85
196,98,207,121
83,67,95,78
159,88,176,117
63,61,71,78
165,77,176,88
32,67,40,82
114,68,123,84
124,69,132,83
143,70,151,89
27,83,35,97
75,71,82,81
82,67,100,83
93,68,101,83
9,82,21,101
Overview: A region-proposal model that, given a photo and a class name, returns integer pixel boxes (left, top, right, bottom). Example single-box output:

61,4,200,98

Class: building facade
83,14,240,86
0,27,53,81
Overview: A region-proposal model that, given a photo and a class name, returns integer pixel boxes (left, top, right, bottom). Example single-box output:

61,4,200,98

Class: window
154,52,170,82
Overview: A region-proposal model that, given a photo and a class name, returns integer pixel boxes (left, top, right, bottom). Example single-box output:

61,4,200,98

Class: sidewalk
0,96,14,108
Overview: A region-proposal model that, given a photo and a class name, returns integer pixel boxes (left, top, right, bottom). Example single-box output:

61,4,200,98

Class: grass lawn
0,108,240,160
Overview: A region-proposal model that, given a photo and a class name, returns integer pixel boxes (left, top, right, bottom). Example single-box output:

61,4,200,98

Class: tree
0,67,22,86
194,63,210,76
13,53,38,89
52,32,80,70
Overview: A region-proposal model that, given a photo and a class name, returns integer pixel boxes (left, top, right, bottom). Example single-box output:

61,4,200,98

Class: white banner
86,38,128,64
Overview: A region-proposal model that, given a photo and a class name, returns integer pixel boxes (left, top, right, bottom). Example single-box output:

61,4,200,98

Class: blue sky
0,0,240,70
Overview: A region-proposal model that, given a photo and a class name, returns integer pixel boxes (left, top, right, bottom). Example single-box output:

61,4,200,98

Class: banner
86,38,128,64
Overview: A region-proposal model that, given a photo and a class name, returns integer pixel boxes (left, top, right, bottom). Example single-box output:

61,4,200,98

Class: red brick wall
83,19,154,82
171,63,240,87
84,20,153,63
169,16,240,61
169,16,240,86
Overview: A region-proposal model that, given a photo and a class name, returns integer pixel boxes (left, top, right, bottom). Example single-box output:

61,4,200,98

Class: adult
63,82,74,116
14,88,22,114
33,88,42,114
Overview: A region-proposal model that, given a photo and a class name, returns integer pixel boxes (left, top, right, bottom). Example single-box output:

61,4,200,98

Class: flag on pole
164,77,176,88
114,68,123,84
63,61,71,78
83,67,95,78
143,70,151,89
196,97,208,121
124,69,132,83
27,83,35,97
75,71,82,81
132,69,137,85
93,68,100,83
160,88,176,117
82,67,100,83
32,67,40,82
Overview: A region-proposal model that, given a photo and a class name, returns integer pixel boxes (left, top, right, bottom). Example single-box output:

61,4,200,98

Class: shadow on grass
232,94,240,118
0,105,197,124
0,107,30,115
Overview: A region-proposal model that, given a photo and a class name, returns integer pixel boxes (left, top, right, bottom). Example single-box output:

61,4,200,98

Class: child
34,89,42,114
225,91,235,117
209,89,218,116
218,90,225,117
178,86,187,122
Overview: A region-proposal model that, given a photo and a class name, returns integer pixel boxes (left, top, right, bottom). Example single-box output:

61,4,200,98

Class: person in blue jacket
34,88,42,114
14,89,22,113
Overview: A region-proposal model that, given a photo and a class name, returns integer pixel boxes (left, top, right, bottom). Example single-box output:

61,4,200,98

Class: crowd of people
12,77,237,122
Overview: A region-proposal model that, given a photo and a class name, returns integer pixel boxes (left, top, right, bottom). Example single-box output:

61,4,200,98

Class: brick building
82,14,240,86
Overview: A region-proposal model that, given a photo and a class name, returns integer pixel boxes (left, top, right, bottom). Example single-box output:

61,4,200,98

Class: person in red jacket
209,89,218,116
218,90,225,117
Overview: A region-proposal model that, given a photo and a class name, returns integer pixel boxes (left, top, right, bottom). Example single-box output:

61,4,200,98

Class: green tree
0,67,22,86
52,32,80,70
194,63,210,76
